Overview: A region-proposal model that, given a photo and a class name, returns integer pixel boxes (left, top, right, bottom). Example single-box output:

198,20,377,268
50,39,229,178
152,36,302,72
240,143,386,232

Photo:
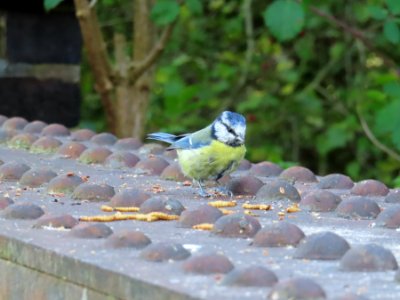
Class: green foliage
186,0,203,15
367,5,388,20
367,1,400,44
151,0,180,26
386,0,400,14
263,0,305,41
374,83,400,148
384,20,400,43
43,0,64,11
81,0,400,187
317,123,354,156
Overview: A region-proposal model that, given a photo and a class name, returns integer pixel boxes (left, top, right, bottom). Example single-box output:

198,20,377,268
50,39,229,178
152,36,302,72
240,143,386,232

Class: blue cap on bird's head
212,111,246,147
218,111,246,127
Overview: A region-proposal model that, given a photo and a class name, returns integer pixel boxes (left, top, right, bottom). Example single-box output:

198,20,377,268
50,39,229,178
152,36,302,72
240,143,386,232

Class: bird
147,111,246,197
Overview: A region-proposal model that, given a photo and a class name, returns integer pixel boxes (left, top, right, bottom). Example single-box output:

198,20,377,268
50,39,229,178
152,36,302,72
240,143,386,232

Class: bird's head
212,111,246,147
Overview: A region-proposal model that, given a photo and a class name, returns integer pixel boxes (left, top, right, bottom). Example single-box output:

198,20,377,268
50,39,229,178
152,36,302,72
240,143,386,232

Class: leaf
163,79,200,117
393,176,400,188
366,89,386,102
375,99,400,150
367,5,388,20
103,0,115,7
392,127,400,150
383,82,400,98
316,126,351,155
374,99,400,135
354,3,372,22
294,35,314,62
186,0,203,15
329,42,345,59
301,0,311,10
151,0,180,26
44,0,64,11
346,161,361,179
237,92,268,112
263,0,305,41
386,0,400,15
384,20,400,44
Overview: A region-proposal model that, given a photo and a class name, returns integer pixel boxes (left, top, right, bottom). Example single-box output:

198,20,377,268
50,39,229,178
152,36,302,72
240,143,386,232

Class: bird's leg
195,180,211,198
214,179,233,198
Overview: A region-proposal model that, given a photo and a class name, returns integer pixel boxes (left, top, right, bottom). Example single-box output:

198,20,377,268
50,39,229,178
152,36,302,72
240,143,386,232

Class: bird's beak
236,137,244,144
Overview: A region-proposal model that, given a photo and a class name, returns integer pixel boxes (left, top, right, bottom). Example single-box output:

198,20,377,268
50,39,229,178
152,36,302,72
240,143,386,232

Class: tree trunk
114,33,130,137
129,79,152,138
74,0,175,138
114,0,154,138
74,0,116,133
129,0,154,138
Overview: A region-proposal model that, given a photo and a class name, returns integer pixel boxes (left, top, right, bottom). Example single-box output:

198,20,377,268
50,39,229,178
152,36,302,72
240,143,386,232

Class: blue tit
147,111,246,197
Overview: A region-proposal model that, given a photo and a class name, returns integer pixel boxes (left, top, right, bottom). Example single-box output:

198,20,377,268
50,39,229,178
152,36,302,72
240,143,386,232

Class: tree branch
357,107,400,162
74,0,116,131
129,21,176,83
114,33,129,80
303,2,398,71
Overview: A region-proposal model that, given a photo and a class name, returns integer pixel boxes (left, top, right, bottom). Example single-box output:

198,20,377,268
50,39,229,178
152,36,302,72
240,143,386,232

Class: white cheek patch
214,122,230,143
236,124,246,139
213,121,224,133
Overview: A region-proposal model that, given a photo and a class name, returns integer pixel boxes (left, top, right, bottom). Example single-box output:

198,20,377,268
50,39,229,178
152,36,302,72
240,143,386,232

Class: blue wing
147,132,180,144
170,125,213,149
148,125,213,150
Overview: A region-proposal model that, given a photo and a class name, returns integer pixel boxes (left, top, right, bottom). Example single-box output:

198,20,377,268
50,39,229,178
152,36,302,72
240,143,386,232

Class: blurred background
41,0,400,185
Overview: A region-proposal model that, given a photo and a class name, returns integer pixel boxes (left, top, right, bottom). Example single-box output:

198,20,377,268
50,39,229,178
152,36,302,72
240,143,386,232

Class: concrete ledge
0,234,196,300
0,258,110,300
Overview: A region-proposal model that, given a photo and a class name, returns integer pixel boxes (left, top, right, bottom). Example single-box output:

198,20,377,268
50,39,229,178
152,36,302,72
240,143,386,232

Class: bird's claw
197,189,212,198
213,186,233,198
193,180,232,198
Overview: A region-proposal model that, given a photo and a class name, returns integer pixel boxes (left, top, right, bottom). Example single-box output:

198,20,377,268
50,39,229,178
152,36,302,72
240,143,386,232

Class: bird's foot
213,186,233,198
197,189,212,198
194,180,212,198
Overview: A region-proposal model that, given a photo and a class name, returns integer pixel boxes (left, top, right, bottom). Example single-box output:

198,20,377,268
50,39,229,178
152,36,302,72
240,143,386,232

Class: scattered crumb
244,210,259,217
286,203,301,213
208,200,237,208
192,223,214,230
242,203,271,210
101,205,140,212
79,211,178,222
183,180,192,186
42,226,70,231
50,193,65,197
219,208,236,215
150,184,165,193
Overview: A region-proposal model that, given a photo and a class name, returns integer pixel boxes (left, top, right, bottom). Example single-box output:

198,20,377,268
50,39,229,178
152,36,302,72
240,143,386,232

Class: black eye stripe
221,121,237,136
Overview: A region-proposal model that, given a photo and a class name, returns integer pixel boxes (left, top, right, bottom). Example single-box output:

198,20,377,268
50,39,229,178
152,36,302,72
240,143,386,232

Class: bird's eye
220,121,237,136
227,127,235,134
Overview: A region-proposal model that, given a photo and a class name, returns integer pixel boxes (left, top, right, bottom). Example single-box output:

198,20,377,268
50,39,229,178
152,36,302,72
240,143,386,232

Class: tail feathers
147,132,180,144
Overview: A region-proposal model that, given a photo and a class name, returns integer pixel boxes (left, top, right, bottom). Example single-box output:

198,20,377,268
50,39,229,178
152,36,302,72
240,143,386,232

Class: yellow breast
177,140,246,181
